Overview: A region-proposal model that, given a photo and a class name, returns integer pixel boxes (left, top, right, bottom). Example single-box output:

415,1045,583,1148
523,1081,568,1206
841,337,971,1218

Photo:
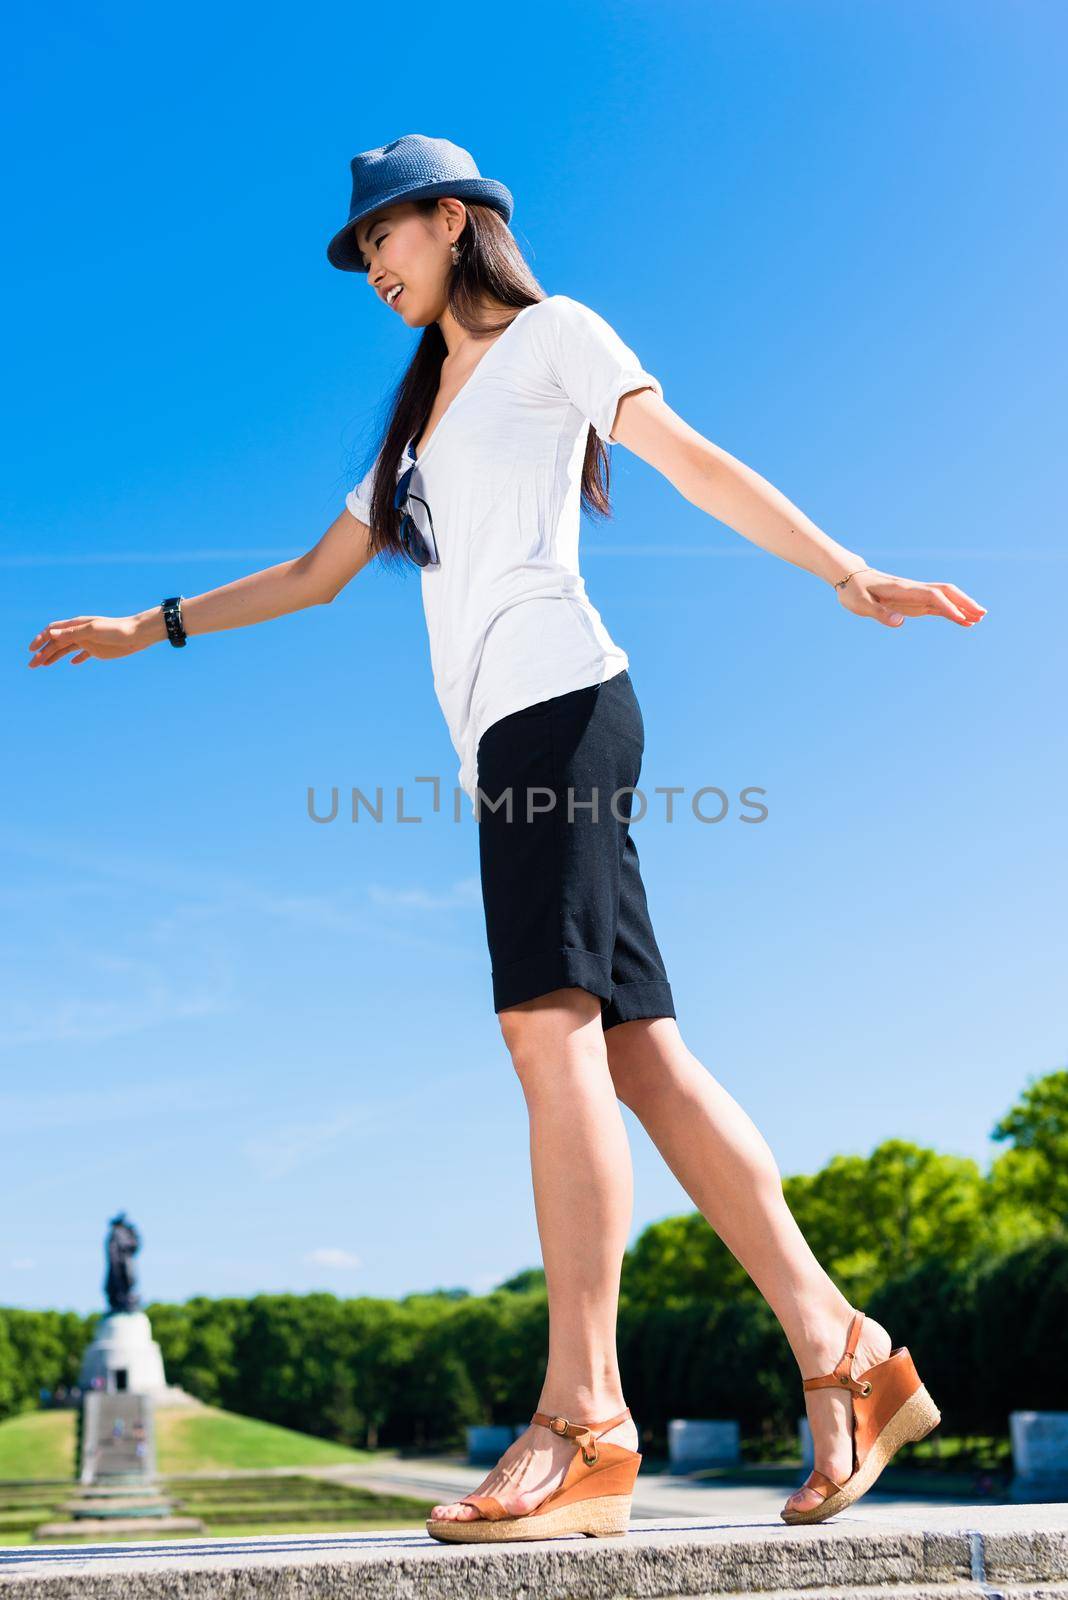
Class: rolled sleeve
345,456,380,525
537,294,663,443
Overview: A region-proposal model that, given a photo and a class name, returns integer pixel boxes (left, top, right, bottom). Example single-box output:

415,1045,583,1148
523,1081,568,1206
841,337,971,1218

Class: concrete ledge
0,1505,1065,1599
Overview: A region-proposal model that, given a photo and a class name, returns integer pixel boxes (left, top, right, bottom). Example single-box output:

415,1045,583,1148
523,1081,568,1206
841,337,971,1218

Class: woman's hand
26,611,163,668
834,567,987,629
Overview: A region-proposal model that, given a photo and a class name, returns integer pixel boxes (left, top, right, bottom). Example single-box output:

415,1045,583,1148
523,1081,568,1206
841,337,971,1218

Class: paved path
304,1452,1001,1520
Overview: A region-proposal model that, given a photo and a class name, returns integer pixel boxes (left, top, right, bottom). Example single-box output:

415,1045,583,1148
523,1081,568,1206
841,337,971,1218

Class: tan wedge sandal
425,1406,642,1543
781,1306,942,1524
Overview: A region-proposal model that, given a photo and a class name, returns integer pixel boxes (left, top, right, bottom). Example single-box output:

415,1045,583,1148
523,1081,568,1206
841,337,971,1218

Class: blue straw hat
326,134,514,272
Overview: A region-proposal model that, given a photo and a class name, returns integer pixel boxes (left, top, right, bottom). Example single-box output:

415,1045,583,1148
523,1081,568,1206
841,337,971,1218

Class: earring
450,241,460,264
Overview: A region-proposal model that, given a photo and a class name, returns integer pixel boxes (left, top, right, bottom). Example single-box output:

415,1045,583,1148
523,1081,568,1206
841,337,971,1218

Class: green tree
0,1312,21,1420
621,1140,995,1312
989,1067,1068,1236
345,1297,421,1449
621,1212,751,1309
972,1236,1068,1422
781,1140,992,1303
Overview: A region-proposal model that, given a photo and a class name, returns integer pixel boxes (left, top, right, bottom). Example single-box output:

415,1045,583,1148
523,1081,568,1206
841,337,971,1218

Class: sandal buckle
547,1414,599,1463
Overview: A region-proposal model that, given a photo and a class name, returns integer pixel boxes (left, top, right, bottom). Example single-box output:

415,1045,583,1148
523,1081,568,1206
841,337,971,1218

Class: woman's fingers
863,577,987,626
34,641,82,667
877,582,965,621
28,615,142,666
28,623,76,665
927,581,987,621
28,623,93,667
27,617,91,650
918,586,969,622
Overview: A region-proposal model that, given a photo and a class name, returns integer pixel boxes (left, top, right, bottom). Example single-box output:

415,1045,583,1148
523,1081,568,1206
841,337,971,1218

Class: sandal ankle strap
801,1308,873,1397
530,1405,631,1465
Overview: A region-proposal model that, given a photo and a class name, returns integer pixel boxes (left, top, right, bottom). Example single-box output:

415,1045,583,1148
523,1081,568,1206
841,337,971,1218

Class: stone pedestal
1009,1409,1068,1502
79,1390,156,1486
667,1418,740,1471
77,1310,181,1398
466,1425,516,1464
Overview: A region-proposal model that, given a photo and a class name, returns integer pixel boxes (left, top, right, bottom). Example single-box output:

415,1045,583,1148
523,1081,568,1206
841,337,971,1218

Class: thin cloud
2,544,1056,567
367,877,482,910
306,1247,362,1270
0,982,232,1051
241,1065,496,1181
2,550,297,567
242,1109,382,1181
585,544,1056,559
0,835,485,966
0,1075,242,1132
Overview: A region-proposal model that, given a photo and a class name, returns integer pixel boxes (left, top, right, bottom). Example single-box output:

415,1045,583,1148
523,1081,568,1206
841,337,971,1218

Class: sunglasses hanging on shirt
393,454,440,569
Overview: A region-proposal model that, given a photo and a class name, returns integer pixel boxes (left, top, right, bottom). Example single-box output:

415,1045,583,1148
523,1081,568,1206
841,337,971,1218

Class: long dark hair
357,199,615,573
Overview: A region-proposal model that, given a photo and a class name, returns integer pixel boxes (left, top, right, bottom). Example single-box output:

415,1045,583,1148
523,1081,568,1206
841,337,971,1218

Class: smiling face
355,199,465,326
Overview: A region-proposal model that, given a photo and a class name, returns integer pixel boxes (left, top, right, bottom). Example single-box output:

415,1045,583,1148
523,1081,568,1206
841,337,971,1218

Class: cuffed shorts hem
600,978,676,1032
491,946,612,1014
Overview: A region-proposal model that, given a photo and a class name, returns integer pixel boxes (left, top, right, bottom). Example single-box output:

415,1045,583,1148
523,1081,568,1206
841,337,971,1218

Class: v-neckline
406,302,539,468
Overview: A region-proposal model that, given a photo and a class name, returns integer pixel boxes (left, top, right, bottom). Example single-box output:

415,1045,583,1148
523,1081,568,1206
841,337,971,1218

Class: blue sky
4,1,1064,1317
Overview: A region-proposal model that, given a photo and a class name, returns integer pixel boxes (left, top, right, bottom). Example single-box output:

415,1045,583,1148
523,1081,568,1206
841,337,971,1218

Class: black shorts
475,668,676,1030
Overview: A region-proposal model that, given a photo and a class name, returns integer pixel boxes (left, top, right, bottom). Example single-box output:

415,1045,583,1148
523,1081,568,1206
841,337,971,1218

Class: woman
27,135,986,1542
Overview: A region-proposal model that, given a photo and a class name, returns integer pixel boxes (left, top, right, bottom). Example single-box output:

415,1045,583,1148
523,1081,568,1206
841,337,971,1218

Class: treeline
3,1070,1065,1451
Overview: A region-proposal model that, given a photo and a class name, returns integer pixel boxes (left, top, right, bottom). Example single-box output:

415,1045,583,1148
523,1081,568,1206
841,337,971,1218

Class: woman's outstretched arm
27,506,378,668
608,389,987,630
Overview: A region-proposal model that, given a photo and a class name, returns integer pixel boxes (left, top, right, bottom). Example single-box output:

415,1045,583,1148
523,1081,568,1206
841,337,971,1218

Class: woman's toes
430,1500,477,1520
785,1487,819,1512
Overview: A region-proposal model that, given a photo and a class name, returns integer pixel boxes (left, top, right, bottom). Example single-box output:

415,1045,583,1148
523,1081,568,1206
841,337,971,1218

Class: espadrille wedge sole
426,1406,641,1544
781,1307,942,1524
426,1490,633,1542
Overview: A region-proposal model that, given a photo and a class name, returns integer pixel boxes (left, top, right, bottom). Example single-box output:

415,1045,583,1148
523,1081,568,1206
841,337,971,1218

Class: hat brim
326,177,514,271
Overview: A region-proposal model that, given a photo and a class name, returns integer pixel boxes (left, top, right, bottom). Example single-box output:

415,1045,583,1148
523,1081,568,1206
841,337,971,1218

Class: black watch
161,596,187,647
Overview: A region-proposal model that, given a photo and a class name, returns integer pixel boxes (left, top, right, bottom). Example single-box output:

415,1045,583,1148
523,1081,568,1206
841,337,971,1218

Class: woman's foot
782,1311,893,1517
430,1406,638,1522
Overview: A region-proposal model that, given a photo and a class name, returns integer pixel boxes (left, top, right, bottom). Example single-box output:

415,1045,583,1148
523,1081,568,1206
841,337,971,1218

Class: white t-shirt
344,294,663,814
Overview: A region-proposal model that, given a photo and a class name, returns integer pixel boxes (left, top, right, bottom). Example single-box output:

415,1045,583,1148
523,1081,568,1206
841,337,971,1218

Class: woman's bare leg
603,1016,892,1516
431,987,640,1522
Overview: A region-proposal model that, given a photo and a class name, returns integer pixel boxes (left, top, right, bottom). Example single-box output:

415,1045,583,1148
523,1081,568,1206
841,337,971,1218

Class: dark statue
105,1211,142,1313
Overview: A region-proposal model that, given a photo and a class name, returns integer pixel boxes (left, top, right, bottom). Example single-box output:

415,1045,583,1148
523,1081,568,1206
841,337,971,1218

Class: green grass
161,1475,430,1528
654,1430,1013,1500
737,1431,1011,1472
153,1406,374,1474
0,1407,427,1547
0,1404,374,1483
0,1476,433,1548
0,1411,76,1482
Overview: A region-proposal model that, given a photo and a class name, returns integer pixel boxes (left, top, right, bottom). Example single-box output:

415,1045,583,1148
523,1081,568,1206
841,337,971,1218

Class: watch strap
161,595,187,647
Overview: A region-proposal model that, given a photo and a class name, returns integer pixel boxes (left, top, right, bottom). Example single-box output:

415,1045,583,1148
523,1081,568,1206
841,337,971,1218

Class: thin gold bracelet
833,567,873,592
